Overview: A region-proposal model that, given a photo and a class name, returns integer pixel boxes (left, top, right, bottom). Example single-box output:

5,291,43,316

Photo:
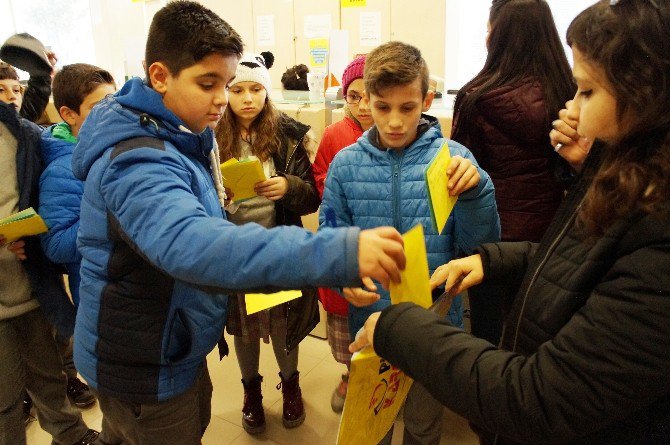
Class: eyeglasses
345,93,363,105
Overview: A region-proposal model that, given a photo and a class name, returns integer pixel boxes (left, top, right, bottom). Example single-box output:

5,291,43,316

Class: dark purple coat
452,80,564,242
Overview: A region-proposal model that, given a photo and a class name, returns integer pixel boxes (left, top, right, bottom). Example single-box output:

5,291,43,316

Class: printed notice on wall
304,14,332,39
342,0,366,7
309,38,330,68
359,12,381,47
256,15,275,47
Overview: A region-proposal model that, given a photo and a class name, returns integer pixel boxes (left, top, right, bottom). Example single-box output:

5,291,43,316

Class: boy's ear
59,105,79,127
149,62,170,94
422,90,435,112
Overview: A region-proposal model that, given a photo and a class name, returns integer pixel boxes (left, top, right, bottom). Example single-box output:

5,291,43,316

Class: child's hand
224,187,234,206
343,277,380,307
349,312,381,353
358,227,406,290
549,100,592,170
447,156,480,196
430,254,484,296
255,176,288,201
1,237,27,261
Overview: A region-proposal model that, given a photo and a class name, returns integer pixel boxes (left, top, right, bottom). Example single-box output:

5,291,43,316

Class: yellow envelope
389,224,432,309
220,158,267,203
337,346,413,445
0,207,48,243
245,290,302,315
425,141,458,234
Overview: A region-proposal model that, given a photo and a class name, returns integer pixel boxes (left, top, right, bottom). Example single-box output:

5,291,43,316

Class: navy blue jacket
0,102,75,336
71,78,362,403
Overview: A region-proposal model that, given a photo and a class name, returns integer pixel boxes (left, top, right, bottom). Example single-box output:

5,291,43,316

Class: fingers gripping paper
220,158,267,203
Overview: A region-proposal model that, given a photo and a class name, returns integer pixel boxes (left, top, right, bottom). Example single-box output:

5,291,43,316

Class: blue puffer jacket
71,78,362,403
320,119,500,337
39,124,83,305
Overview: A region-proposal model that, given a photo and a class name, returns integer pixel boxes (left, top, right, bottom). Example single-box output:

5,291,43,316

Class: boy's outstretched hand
430,254,484,296
447,156,480,196
358,227,405,290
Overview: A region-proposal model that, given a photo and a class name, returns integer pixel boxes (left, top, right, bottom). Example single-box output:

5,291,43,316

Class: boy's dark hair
281,64,309,90
52,63,115,115
0,61,20,81
454,0,575,140
145,1,243,85
364,42,429,97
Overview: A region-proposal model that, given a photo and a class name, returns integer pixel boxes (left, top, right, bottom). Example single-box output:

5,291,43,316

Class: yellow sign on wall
341,0,367,7
309,38,329,68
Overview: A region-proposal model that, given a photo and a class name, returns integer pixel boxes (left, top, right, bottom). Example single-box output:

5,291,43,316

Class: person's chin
382,135,407,149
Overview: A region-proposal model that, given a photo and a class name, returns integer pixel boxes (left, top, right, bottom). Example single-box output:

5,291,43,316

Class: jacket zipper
511,195,586,351
283,135,304,173
392,152,402,230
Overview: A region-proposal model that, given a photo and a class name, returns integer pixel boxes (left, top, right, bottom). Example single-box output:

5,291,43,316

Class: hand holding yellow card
220,158,267,203
389,224,432,309
425,142,458,234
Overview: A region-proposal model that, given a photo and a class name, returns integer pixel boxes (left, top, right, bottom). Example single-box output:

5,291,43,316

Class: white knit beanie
230,51,274,92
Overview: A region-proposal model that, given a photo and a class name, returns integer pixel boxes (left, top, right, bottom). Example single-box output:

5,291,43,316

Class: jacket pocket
163,309,193,365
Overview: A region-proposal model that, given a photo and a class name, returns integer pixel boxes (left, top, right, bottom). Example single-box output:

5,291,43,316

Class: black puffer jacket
374,145,670,444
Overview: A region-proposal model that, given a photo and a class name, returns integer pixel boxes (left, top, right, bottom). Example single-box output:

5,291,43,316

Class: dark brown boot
277,372,305,428
242,375,265,434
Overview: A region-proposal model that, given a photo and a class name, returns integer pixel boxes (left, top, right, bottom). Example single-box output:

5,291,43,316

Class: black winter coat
374,145,670,444
0,103,75,336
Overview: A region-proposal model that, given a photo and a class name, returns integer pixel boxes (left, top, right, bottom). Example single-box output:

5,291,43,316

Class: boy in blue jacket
39,63,116,410
71,2,405,444
320,41,500,444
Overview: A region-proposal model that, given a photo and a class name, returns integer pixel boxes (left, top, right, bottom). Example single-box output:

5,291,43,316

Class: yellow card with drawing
245,290,302,315
425,141,458,234
220,158,267,203
389,224,432,309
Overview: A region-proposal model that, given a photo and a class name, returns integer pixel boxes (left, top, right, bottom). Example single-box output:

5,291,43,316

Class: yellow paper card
425,141,458,234
337,346,413,445
389,224,432,309
245,290,302,315
220,158,267,203
0,207,48,243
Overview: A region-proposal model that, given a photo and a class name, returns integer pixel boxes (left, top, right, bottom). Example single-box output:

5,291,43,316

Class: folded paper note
389,224,432,309
337,346,413,445
0,207,48,243
425,141,458,234
220,158,267,203
245,290,302,315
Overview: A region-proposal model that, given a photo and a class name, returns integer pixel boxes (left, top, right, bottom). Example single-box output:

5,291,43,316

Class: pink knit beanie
341,55,366,96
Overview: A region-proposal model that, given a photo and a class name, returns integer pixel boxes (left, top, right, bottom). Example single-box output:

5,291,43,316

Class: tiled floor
26,335,478,445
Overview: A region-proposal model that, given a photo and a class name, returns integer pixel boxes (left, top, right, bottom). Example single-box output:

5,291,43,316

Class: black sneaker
67,377,96,408
71,429,99,445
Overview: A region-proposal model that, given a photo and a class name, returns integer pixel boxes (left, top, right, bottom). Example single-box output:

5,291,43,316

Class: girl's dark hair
216,97,282,163
453,0,574,139
568,0,670,236
0,62,20,81
281,64,309,90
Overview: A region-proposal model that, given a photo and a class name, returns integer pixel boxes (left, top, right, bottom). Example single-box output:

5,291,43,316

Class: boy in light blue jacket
320,41,500,444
